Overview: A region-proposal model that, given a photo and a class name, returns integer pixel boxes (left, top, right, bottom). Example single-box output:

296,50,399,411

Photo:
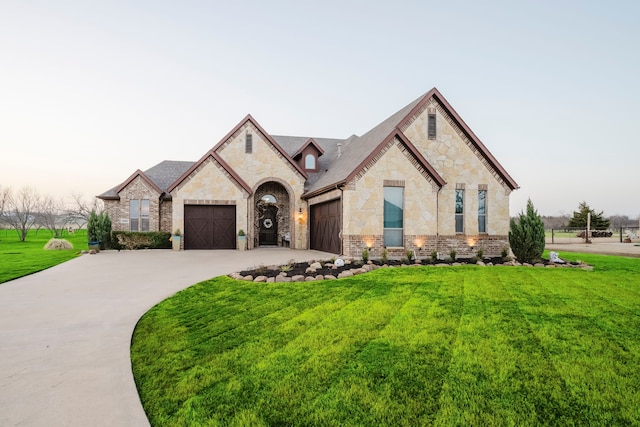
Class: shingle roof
98,87,518,201
97,160,194,199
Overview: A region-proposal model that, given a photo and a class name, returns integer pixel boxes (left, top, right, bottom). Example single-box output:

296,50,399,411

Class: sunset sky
1,1,638,217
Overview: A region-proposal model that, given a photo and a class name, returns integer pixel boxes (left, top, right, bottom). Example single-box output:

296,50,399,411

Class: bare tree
39,195,71,238
1,186,43,241
68,192,102,224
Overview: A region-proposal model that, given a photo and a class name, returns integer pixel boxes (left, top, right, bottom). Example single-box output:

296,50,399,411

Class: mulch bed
232,257,589,281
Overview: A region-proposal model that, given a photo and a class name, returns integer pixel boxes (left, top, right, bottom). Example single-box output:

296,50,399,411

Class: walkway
0,249,333,426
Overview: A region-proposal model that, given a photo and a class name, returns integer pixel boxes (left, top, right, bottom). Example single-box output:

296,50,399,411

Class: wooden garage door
310,199,341,254
184,205,236,249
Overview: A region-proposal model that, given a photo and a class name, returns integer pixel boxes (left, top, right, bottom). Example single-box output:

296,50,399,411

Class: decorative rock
267,277,275,283
89,249,97,255
545,264,556,268
254,276,267,282
534,263,545,268
316,275,324,281
477,261,486,267
275,275,292,282
351,268,366,275
243,275,253,281
324,263,333,268
338,271,353,278
292,275,305,282
582,265,594,271
452,263,462,267
310,262,322,270
324,274,337,280
305,267,316,274
334,258,345,267
344,259,352,265
305,276,316,281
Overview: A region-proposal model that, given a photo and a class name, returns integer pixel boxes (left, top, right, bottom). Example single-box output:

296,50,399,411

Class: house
98,87,519,258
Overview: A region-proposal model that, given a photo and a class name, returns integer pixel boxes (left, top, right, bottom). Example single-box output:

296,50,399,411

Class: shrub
406,249,414,263
87,211,100,243
431,251,438,263
381,248,388,264
501,247,509,259
111,231,172,250
449,249,457,262
361,248,369,263
98,212,112,249
509,198,545,263
476,248,484,260
44,238,74,250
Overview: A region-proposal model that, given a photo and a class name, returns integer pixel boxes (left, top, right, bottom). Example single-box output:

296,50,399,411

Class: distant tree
568,202,610,230
69,192,103,224
541,215,569,230
509,199,545,263
39,195,70,238
0,187,42,241
608,215,637,229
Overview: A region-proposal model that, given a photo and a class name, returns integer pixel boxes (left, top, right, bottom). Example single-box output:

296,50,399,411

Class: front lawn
131,253,640,426
0,229,86,284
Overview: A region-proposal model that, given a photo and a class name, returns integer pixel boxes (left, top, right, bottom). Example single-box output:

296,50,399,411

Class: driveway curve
0,248,333,426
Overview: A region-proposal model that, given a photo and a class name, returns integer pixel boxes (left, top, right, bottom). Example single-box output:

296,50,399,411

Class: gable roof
167,150,252,195
211,114,309,180
302,87,518,198
291,138,325,159
97,160,194,200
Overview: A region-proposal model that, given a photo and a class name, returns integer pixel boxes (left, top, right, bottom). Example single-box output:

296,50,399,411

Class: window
384,186,403,246
455,189,464,233
478,189,487,233
245,133,252,153
428,113,436,139
305,153,316,170
130,199,150,231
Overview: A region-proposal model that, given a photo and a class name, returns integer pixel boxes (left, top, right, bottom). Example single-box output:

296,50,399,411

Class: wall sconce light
297,208,303,223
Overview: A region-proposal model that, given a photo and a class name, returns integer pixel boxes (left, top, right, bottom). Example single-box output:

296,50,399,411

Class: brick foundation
342,234,509,259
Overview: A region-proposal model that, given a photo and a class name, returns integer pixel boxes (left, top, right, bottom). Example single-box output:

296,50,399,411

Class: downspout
339,183,345,256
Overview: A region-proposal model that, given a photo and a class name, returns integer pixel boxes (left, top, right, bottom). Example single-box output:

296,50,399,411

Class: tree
39,195,70,238
98,211,112,249
87,210,100,243
568,202,610,230
0,186,42,242
509,199,546,263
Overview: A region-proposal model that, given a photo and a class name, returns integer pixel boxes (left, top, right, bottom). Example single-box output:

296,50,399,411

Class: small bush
501,247,509,259
362,248,369,263
381,248,388,264
431,251,438,263
44,238,74,250
476,248,484,260
406,249,414,263
449,249,457,262
112,231,172,250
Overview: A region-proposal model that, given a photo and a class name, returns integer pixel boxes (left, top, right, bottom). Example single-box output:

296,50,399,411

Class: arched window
305,153,316,170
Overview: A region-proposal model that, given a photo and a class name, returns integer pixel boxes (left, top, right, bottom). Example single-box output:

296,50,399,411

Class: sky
1,0,639,217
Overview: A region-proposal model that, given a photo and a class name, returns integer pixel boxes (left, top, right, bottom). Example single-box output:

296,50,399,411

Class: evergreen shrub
509,199,545,263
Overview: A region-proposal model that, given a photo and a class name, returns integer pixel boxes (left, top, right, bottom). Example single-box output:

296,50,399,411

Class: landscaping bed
231,256,591,282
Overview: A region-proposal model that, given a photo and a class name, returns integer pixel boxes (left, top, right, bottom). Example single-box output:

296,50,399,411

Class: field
0,229,86,284
131,252,640,426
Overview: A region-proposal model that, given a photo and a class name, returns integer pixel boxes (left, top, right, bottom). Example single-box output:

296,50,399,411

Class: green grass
0,228,86,284
131,253,640,426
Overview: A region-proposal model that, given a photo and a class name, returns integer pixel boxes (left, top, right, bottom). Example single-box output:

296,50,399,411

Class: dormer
292,138,324,172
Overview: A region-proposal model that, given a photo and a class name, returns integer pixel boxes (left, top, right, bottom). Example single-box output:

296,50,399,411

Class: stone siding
215,123,307,249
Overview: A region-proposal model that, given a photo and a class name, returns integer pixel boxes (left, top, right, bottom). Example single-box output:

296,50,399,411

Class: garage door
184,205,236,249
310,199,341,254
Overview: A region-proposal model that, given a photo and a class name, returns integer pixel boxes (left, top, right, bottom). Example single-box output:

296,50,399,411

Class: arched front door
254,183,290,248
259,204,278,245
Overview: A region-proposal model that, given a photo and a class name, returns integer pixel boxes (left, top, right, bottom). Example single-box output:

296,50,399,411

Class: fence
547,227,640,244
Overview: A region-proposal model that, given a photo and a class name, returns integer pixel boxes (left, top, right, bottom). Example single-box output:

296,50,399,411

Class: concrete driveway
0,248,333,426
